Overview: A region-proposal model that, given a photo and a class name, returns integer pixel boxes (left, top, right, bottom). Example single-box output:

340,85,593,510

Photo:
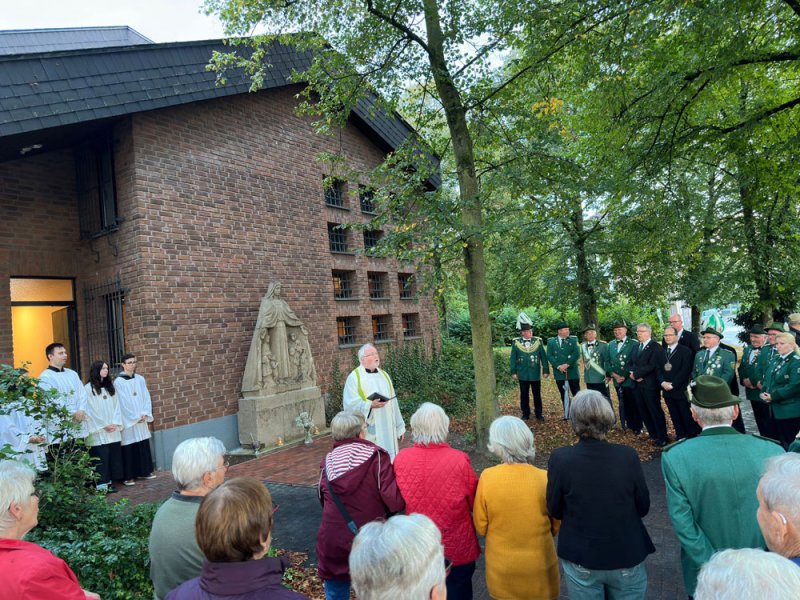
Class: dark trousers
664,393,700,439
774,417,800,449
750,400,775,439
614,384,642,432
518,380,543,419
446,561,475,600
89,442,124,484
586,382,610,403
635,385,668,443
554,378,580,418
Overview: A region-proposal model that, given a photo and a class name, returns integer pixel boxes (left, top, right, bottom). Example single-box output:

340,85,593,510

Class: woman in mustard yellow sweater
474,416,560,600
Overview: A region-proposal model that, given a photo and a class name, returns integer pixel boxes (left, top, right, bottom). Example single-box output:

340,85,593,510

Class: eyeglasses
444,558,453,576
272,503,280,515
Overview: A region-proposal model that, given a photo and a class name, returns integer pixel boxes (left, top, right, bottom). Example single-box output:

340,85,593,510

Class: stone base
237,386,325,448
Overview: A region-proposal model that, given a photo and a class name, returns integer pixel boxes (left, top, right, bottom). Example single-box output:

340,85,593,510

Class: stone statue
288,333,305,383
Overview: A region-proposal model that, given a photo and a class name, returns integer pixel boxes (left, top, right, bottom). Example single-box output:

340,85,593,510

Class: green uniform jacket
581,340,609,384
606,337,637,389
692,347,736,383
739,345,767,402
661,428,784,595
763,352,800,420
546,335,580,381
509,336,550,381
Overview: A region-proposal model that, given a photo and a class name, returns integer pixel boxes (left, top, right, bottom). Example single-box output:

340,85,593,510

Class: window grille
363,229,382,250
328,223,348,252
324,178,344,207
83,275,127,372
398,273,415,299
76,131,118,239
359,186,376,214
337,317,358,345
368,272,387,299
402,313,419,338
332,270,354,299
372,315,391,342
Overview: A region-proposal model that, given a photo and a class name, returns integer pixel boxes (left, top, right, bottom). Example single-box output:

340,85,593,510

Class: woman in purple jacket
166,477,306,600
316,411,405,600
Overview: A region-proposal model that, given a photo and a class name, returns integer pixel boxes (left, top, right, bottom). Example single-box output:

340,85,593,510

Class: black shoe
522,415,531,421
654,440,668,448
536,415,545,422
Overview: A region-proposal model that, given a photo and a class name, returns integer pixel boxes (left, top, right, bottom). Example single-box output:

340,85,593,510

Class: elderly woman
760,332,800,448
317,411,405,600
474,416,559,600
695,548,800,600
546,390,655,598
394,402,480,600
166,476,306,599
756,454,800,566
350,513,447,600
0,460,99,599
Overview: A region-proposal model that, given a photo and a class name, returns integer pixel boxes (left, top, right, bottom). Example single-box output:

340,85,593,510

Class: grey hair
636,322,652,333
171,437,226,491
410,403,450,445
695,548,800,600
663,326,678,336
691,405,736,427
487,416,536,464
0,460,36,533
358,343,377,361
760,454,800,525
350,513,446,600
331,411,366,441
570,390,616,440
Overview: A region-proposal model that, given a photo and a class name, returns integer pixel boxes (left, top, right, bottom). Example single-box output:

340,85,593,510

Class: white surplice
343,366,405,460
37,367,89,440
115,374,153,446
84,383,123,447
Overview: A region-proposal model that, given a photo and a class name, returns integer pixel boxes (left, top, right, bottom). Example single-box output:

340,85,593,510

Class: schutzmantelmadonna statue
238,283,324,447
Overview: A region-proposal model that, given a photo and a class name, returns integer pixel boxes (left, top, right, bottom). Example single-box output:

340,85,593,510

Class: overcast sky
0,0,228,42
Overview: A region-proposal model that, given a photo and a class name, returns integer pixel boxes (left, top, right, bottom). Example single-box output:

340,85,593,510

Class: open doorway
11,277,80,376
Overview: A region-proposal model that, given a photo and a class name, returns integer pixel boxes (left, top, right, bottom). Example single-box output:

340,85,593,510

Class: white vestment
343,366,405,460
84,383,123,447
115,374,153,446
37,367,89,440
0,409,46,471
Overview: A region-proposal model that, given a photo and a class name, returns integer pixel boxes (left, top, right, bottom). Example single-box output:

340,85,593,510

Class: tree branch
365,0,430,55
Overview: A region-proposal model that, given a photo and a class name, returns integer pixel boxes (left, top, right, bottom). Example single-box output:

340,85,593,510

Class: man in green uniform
740,325,772,438
546,321,580,419
662,375,784,597
692,328,736,383
581,324,610,402
606,320,642,433
510,320,550,421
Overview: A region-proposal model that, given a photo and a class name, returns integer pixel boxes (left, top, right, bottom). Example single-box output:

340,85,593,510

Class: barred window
402,313,419,338
324,178,345,208
359,186,376,214
372,315,391,342
332,270,354,299
363,229,382,250
328,223,348,253
83,276,127,373
337,317,358,346
368,272,388,300
398,273,415,299
75,130,118,239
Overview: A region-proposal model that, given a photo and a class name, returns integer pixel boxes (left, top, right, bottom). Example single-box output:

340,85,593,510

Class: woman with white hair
394,402,480,599
316,411,405,600
760,332,800,448
473,416,559,599
349,513,447,600
546,390,654,598
756,453,800,566
0,460,100,599
695,548,800,600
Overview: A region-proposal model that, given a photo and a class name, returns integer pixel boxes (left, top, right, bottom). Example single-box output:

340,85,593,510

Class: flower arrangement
295,411,315,444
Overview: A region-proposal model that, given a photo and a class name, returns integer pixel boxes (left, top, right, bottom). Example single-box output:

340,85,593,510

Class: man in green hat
693,327,744,433
740,325,773,438
606,320,642,433
546,321,580,418
580,324,610,401
661,375,784,597
510,320,550,421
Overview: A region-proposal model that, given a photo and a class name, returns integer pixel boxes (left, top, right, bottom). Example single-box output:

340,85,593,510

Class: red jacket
393,442,481,565
0,538,88,600
316,438,405,581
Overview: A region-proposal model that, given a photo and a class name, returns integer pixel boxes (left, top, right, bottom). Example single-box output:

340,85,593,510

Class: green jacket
581,340,609,384
763,352,800,420
692,347,736,383
546,335,580,381
739,345,767,402
509,336,549,381
661,427,784,595
606,337,637,389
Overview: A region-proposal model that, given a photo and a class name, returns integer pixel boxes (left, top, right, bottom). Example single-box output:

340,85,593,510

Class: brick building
0,28,439,466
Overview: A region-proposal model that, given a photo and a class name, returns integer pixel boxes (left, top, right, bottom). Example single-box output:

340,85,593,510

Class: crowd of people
2,325,800,599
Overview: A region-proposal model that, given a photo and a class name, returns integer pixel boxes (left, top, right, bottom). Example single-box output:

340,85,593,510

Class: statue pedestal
237,386,325,448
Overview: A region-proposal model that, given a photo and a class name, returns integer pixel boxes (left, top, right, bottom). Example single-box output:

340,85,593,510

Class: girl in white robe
84,360,124,491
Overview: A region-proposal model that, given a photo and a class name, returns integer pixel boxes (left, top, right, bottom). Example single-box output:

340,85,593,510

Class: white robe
37,367,89,440
343,366,405,460
0,409,47,471
84,383,123,447
115,374,153,446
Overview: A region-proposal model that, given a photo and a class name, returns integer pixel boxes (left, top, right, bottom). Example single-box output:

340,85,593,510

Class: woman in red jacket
394,402,481,600
316,411,405,600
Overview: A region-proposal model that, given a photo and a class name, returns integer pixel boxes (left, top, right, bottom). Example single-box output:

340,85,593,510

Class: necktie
560,338,564,349
640,343,644,352
666,347,672,359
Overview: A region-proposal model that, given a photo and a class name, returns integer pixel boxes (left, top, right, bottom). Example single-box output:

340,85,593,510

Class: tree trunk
570,203,598,327
691,305,701,335
422,0,497,447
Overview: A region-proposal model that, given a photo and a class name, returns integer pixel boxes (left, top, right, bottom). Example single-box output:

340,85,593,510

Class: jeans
324,579,351,600
562,559,647,600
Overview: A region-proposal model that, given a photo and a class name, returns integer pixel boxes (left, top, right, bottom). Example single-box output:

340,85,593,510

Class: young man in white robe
343,343,405,460
116,353,155,485
37,342,89,449
0,409,46,471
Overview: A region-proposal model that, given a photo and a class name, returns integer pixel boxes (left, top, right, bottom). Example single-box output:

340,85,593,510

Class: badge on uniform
664,363,672,372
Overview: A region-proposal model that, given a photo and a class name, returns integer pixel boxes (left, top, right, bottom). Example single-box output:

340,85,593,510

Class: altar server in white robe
343,343,405,460
37,342,89,444
116,353,155,485
0,407,46,471
85,360,124,491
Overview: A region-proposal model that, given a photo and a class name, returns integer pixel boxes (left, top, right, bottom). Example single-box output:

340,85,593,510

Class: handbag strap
325,467,358,535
